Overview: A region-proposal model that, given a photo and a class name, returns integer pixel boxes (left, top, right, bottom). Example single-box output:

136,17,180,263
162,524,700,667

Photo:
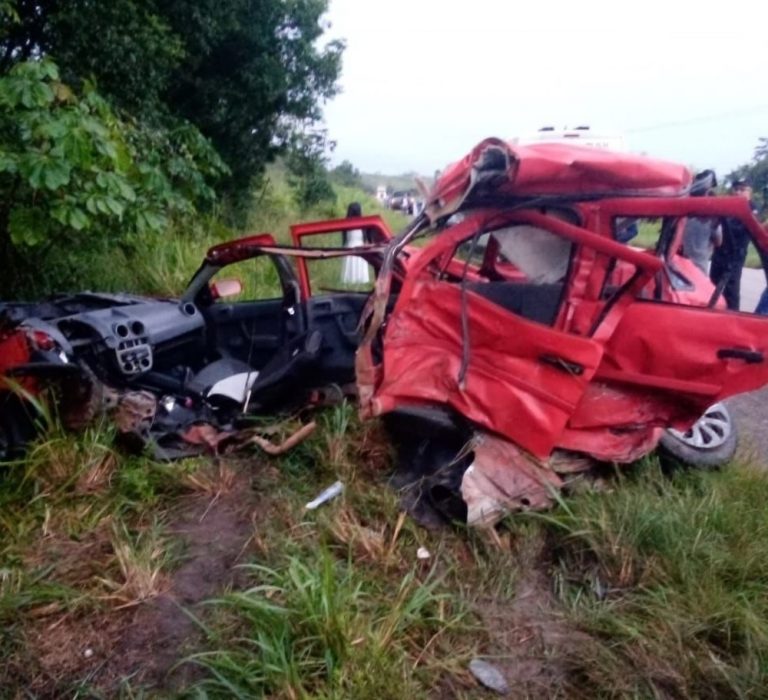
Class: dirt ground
23,472,260,695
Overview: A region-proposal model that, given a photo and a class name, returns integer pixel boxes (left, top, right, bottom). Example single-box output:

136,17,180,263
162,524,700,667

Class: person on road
709,178,757,310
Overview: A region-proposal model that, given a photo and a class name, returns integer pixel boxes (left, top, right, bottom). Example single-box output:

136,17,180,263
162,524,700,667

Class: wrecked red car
357,139,768,525
3,140,768,528
0,220,395,459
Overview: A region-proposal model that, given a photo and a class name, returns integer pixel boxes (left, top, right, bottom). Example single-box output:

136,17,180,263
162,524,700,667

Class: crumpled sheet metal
426,138,692,222
372,280,604,458
461,432,566,528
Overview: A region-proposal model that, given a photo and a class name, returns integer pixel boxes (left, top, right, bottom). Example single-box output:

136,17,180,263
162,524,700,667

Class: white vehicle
515,125,626,152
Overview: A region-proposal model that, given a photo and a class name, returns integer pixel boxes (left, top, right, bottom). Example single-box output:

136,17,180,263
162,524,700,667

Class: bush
0,59,227,297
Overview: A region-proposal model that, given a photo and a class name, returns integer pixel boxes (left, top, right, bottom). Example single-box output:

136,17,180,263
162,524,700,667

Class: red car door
289,215,392,300
370,210,663,458
596,302,768,414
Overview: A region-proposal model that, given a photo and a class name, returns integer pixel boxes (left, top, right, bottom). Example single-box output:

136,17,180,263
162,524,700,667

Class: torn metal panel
461,433,563,528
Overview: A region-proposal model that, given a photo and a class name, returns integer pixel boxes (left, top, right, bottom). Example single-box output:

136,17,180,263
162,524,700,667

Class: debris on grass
469,658,509,695
305,479,344,510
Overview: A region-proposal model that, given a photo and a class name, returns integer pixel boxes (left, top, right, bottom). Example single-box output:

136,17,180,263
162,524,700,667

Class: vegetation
1,0,343,204
0,0,343,297
3,394,768,696
729,137,768,214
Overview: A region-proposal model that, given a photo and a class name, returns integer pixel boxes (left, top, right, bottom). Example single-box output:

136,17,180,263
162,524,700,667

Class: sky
321,0,768,178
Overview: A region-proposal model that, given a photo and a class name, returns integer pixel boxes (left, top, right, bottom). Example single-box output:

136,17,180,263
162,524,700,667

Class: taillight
28,330,56,351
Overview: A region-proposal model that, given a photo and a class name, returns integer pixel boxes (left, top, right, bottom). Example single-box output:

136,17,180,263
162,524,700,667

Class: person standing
709,178,756,310
340,202,370,285
682,170,721,274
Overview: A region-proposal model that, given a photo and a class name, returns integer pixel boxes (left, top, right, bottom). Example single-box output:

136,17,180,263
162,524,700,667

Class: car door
289,216,393,384
373,210,660,458
186,235,304,370
590,197,768,418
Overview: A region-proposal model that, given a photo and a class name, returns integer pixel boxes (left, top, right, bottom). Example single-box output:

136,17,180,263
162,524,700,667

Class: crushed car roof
425,138,693,221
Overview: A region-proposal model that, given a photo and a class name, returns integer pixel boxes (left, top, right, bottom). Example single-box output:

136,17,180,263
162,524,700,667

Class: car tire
658,402,737,468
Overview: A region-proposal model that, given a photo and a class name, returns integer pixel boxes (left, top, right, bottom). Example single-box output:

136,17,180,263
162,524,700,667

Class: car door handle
538,354,585,376
717,347,764,364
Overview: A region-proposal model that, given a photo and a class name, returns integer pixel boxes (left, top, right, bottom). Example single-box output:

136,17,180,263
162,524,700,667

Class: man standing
709,179,757,310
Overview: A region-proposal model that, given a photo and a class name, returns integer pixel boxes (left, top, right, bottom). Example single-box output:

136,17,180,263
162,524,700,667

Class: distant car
388,191,409,211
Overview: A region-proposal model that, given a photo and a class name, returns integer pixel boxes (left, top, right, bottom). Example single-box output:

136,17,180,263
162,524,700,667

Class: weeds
187,551,470,698
98,519,173,608
530,459,768,697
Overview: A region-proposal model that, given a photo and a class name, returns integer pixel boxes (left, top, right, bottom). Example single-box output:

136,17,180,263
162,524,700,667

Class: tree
728,138,768,214
0,59,226,296
330,160,362,188
0,0,344,203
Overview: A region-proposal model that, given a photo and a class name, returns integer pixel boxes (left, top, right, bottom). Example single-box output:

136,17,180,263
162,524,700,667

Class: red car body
354,140,768,523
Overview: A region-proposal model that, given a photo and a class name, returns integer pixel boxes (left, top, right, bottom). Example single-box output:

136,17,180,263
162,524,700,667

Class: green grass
4,402,768,696
524,460,768,698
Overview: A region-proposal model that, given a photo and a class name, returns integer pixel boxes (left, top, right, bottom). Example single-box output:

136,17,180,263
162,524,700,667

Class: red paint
205,233,277,265
290,216,392,299
360,140,768,463
0,329,34,393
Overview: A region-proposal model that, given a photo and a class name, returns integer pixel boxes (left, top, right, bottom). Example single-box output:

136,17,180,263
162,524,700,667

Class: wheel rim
667,403,732,450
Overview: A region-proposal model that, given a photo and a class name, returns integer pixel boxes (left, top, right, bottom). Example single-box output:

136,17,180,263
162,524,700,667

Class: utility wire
626,105,768,134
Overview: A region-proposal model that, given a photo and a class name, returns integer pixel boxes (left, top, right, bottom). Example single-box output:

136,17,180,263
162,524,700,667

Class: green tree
1,0,344,204
728,138,768,214
330,160,362,188
0,59,226,296
285,127,336,211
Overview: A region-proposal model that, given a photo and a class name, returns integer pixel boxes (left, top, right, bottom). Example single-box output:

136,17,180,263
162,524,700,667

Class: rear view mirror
210,278,243,300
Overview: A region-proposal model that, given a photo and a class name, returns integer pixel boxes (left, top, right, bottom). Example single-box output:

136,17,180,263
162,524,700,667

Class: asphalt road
727,267,768,465
740,267,765,313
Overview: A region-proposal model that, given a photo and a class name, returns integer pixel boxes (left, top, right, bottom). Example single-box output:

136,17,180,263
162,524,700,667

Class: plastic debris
305,480,344,510
416,546,431,560
469,658,509,695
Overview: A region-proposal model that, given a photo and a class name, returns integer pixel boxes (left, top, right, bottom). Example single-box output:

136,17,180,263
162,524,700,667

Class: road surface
740,267,765,312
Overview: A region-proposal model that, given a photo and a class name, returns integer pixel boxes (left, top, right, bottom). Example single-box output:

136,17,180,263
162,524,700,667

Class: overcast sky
322,0,768,178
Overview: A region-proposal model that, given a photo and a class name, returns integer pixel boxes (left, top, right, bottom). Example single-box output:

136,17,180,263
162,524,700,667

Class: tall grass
531,460,768,698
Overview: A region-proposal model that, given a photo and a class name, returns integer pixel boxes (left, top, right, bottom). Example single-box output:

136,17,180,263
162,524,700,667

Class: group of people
685,176,760,312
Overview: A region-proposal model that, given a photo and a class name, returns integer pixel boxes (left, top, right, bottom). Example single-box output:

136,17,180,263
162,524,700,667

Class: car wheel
659,402,737,468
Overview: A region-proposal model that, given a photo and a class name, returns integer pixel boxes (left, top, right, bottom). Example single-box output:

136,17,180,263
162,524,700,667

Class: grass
4,176,768,695
3,399,768,696
524,460,768,698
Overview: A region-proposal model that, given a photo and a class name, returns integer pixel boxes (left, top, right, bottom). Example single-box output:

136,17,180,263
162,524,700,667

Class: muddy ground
22,471,261,695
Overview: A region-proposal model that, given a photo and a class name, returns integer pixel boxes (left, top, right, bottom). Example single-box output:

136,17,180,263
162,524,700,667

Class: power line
626,105,768,134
